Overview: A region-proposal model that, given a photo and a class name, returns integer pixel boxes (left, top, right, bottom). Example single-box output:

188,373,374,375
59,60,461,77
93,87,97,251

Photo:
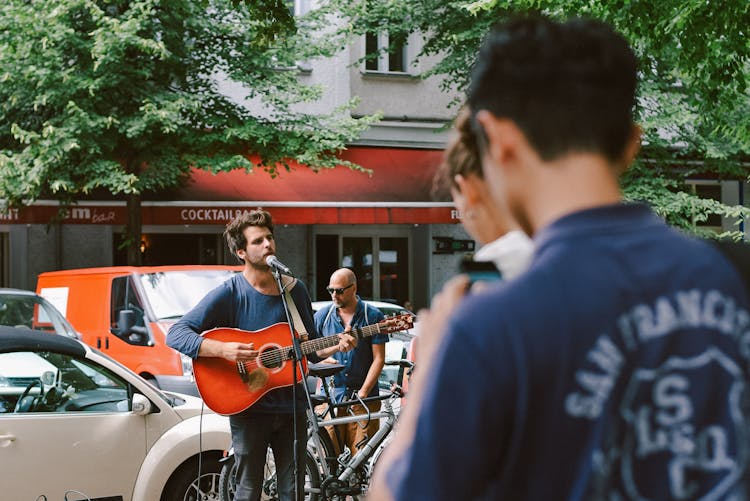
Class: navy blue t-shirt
386,203,750,500
167,273,320,414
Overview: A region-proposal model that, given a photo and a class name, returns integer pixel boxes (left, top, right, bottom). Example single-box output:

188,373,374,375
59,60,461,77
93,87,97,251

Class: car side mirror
132,393,152,415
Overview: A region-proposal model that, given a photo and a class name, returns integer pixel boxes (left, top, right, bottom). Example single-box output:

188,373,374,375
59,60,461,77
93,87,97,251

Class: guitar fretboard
255,314,411,366
299,323,384,355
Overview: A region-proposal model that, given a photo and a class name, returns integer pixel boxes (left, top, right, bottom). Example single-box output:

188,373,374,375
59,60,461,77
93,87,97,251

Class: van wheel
161,454,222,501
144,376,161,390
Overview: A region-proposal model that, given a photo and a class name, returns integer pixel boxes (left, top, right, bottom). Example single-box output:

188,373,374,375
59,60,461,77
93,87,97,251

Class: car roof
37,265,243,277
311,300,408,311
0,326,86,357
0,288,39,297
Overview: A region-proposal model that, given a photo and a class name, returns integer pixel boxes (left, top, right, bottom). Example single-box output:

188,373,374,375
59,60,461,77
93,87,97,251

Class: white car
0,326,230,501
311,300,415,391
0,288,81,339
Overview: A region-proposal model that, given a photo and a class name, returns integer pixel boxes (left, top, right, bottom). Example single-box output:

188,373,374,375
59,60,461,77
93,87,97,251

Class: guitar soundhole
259,346,283,369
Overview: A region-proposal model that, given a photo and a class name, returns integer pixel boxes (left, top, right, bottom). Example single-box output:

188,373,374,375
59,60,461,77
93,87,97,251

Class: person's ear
450,184,466,207
475,111,526,169
454,174,481,205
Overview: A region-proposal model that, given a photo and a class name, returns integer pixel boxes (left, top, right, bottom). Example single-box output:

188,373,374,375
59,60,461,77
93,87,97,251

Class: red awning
6,147,460,225
178,146,445,203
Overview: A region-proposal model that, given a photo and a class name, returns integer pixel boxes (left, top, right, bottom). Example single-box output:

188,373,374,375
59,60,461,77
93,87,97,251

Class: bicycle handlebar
384,358,414,369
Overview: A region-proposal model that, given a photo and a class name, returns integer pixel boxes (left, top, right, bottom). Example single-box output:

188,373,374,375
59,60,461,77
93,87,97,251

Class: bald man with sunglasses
314,268,388,454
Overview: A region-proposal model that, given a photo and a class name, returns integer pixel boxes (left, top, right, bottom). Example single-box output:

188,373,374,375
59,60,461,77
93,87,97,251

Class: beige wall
348,35,458,121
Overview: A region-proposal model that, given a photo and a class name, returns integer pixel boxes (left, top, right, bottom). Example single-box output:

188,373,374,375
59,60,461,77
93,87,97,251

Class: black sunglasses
326,283,354,295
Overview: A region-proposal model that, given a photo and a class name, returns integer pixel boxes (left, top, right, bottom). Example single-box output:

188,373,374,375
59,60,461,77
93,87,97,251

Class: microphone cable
197,400,205,492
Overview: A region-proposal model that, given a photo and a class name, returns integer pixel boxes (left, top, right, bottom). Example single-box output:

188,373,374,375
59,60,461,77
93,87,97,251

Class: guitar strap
284,287,309,342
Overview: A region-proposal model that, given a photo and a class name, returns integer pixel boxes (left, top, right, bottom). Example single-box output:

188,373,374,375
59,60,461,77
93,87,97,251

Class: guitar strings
238,315,410,370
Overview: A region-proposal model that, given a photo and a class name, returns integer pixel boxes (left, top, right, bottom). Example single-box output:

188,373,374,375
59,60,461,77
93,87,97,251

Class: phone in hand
459,259,502,284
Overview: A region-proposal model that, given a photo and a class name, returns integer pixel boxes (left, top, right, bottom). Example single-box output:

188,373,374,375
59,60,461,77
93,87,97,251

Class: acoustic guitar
193,313,414,415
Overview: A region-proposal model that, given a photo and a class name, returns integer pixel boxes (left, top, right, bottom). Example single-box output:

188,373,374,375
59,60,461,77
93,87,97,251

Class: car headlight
0,375,9,387
180,354,194,378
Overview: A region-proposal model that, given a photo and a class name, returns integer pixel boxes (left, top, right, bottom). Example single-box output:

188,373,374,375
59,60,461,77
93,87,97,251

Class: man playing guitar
167,209,355,501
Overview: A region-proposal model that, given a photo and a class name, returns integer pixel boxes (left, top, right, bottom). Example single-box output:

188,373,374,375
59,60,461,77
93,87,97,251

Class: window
137,269,239,321
687,180,723,231
0,292,78,339
114,233,224,266
0,231,7,287
110,277,150,346
315,232,410,305
285,0,311,17
0,350,130,414
364,32,409,74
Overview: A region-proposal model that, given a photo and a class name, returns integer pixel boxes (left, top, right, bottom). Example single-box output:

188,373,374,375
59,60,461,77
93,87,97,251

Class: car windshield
138,270,239,321
0,350,130,414
0,293,78,338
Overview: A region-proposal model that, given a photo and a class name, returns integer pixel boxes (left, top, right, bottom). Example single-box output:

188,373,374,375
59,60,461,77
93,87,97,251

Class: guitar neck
300,323,384,355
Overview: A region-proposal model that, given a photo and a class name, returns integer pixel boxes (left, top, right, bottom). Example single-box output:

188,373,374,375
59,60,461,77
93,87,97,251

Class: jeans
230,412,307,501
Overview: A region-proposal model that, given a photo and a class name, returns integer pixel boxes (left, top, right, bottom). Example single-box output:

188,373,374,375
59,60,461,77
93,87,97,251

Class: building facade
1,3,745,311
0,8,474,310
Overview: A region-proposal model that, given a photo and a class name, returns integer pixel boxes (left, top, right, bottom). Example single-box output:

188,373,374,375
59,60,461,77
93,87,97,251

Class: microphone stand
272,267,316,501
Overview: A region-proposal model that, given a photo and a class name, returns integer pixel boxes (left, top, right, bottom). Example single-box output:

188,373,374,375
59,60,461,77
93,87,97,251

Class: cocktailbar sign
1,202,458,225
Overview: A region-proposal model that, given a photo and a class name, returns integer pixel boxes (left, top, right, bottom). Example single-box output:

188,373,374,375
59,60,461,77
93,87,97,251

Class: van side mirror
113,310,152,346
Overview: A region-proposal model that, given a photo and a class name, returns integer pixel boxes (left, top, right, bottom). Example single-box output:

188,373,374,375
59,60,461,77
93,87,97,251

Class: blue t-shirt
314,298,387,397
167,273,319,414
386,203,750,500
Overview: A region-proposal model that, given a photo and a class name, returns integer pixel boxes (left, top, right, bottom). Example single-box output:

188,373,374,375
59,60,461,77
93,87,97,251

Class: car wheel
161,454,222,501
145,376,161,390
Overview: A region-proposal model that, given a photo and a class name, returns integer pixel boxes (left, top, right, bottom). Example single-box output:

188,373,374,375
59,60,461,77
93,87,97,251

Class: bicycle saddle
308,362,345,378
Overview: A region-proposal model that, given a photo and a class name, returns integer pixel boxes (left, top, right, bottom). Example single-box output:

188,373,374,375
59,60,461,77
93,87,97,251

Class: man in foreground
371,15,750,500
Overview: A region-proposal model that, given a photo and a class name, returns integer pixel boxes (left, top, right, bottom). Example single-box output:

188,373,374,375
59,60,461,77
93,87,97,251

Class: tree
0,0,377,264
320,0,750,238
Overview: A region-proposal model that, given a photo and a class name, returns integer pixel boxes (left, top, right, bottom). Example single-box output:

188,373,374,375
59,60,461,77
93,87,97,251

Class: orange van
36,265,241,394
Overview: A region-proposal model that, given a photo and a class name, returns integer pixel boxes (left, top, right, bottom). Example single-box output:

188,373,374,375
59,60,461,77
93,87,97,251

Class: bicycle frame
217,360,412,501
307,392,397,481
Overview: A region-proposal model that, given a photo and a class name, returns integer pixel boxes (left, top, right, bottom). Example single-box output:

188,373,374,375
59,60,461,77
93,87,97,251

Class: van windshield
138,270,239,320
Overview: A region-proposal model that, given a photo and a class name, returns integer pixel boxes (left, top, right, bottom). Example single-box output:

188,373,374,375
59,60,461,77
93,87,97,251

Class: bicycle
218,359,414,500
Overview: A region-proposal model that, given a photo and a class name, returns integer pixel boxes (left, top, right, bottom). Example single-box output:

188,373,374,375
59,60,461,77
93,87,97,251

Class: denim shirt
313,297,387,397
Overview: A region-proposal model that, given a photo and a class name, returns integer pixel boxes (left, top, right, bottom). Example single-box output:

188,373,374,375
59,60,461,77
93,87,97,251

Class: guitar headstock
379,313,415,334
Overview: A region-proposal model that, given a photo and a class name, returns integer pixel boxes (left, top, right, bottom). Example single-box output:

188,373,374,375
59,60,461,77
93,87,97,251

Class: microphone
265,255,293,275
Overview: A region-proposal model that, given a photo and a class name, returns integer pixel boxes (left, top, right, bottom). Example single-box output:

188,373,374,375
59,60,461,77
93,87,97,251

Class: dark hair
467,15,638,163
432,106,483,200
224,209,274,260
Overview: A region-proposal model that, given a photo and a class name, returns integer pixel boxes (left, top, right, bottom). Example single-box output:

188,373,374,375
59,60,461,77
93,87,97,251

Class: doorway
314,229,410,306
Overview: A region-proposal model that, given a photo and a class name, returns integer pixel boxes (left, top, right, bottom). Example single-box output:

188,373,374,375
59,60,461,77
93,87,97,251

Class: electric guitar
192,313,414,415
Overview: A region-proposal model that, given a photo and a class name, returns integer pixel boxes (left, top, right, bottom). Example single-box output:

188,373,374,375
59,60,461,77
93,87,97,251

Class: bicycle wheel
218,454,236,501
309,428,339,478
368,433,393,479
219,448,322,501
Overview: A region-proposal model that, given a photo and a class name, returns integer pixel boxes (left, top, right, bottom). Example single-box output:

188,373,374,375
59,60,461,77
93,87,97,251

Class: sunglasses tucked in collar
326,283,354,295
